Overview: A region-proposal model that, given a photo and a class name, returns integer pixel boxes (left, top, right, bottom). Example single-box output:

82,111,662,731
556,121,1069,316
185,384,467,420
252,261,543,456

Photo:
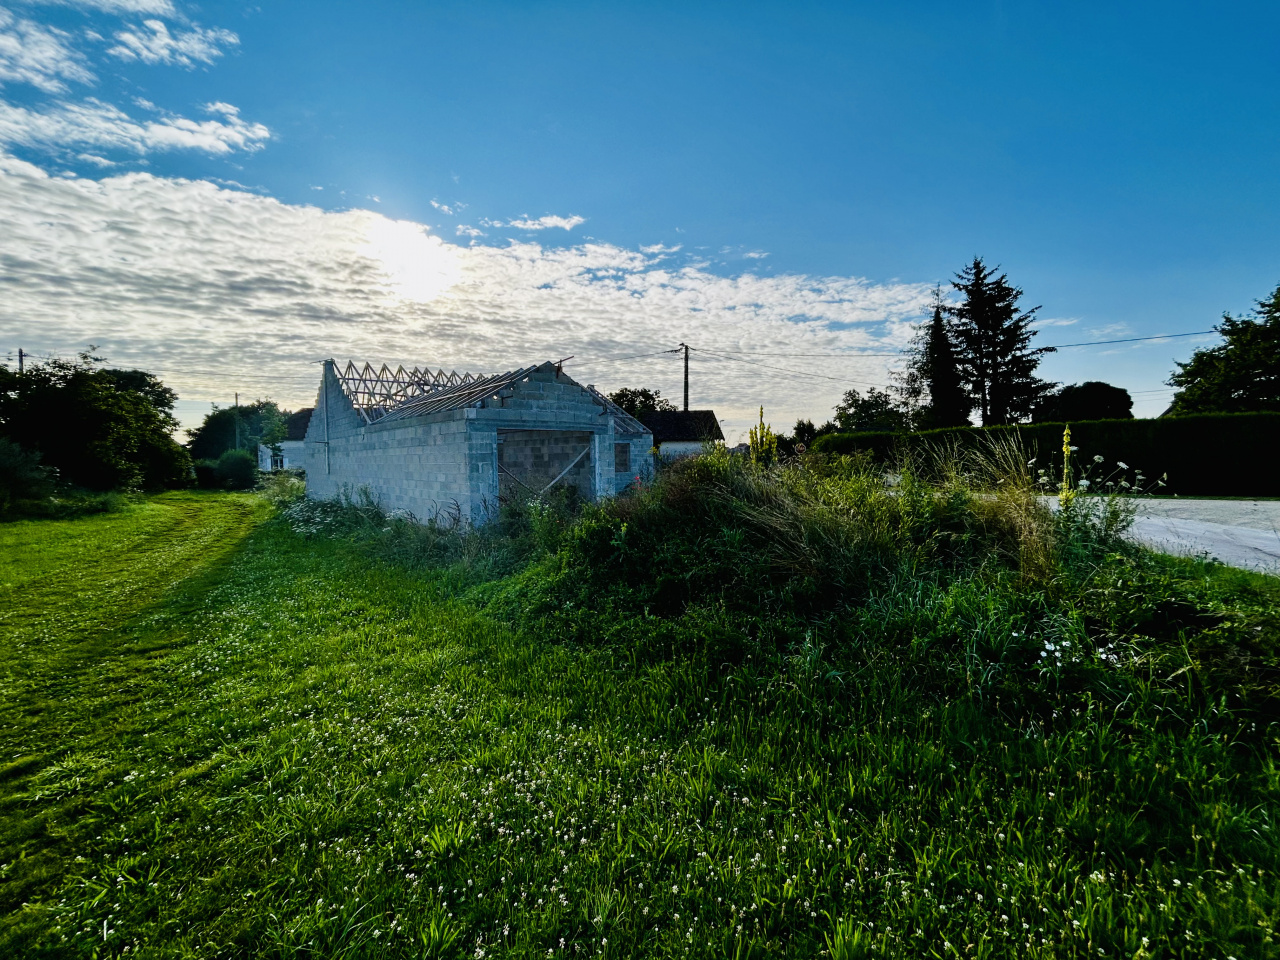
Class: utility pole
678,342,689,411
234,391,240,450
16,348,23,375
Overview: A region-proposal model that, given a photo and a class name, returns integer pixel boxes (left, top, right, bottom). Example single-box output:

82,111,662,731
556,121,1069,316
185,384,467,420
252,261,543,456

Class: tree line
0,351,192,514
796,259,1279,440
0,350,311,516
606,259,1279,448
3,262,1276,514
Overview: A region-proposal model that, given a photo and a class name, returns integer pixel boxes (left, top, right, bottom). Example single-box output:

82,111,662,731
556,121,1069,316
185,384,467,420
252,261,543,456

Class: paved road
1126,499,1280,574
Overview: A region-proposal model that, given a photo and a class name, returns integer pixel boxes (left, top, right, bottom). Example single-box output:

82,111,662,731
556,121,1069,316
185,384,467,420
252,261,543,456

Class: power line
580,349,681,363
688,347,894,388
1043,330,1217,348
702,329,1219,358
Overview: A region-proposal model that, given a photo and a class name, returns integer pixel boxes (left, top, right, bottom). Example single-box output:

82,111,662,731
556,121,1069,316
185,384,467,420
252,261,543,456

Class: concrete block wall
473,371,605,429
614,435,656,493
305,364,478,523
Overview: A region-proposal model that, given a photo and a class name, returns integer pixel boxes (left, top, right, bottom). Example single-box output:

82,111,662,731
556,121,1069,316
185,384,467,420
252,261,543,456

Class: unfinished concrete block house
303,359,653,523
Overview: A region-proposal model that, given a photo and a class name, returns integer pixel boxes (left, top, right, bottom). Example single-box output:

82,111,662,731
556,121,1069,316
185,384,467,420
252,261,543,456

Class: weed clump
470,439,1275,731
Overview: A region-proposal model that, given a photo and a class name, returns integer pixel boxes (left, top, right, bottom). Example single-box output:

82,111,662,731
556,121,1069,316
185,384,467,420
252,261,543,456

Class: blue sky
2,1,1277,436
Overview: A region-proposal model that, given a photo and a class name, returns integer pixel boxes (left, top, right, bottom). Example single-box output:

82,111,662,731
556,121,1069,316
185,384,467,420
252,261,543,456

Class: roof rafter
333,361,484,424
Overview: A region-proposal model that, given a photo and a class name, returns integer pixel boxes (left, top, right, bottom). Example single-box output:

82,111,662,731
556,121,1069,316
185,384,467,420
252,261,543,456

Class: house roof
284,408,313,441
640,409,724,444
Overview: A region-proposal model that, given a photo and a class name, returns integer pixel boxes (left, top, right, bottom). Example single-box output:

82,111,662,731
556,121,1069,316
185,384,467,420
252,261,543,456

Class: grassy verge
1,465,1278,958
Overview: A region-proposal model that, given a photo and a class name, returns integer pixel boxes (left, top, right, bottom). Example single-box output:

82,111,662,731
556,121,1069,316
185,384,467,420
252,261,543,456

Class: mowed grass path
0,493,270,940
1,494,1278,958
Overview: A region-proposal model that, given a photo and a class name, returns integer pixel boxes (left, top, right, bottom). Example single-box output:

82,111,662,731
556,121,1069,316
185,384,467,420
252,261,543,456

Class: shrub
10,489,129,520
213,450,257,490
478,438,1133,657
193,459,219,489
0,438,56,514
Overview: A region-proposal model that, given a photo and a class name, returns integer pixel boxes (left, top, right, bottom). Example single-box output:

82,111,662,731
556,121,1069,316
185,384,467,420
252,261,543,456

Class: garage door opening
497,430,594,502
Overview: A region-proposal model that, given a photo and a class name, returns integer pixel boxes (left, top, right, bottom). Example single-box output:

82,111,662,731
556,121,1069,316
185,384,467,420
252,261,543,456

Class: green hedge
811,412,1280,497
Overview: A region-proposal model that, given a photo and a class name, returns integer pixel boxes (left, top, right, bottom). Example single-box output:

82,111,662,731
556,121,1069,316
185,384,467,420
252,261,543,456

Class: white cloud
0,97,269,154
0,8,95,93
0,156,932,438
486,213,586,231
743,250,769,259
34,0,175,14
107,19,237,67
430,199,454,215
455,224,485,237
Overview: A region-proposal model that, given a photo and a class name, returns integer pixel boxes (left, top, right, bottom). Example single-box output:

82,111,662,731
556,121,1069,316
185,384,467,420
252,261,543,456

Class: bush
0,438,131,520
213,450,257,490
7,489,130,520
193,450,258,491
0,438,56,514
193,459,219,489
812,412,1280,496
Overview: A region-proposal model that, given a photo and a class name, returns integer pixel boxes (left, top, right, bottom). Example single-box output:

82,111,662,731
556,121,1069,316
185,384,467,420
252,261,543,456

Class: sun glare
361,216,462,303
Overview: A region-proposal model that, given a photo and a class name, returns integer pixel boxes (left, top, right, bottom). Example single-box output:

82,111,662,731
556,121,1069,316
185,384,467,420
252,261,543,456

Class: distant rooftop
284,407,313,441
640,409,724,444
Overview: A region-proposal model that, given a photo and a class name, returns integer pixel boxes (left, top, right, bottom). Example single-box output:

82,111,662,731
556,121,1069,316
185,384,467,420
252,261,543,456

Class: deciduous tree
833,387,910,433
605,387,677,419
1168,284,1280,414
186,401,285,461
0,351,190,490
1033,381,1133,422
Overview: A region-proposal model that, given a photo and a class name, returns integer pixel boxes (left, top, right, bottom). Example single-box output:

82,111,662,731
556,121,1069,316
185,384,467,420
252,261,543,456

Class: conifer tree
947,257,1055,425
896,289,972,429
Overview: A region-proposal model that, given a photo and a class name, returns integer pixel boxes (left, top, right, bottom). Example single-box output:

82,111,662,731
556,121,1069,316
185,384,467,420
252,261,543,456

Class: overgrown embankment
2,460,1278,958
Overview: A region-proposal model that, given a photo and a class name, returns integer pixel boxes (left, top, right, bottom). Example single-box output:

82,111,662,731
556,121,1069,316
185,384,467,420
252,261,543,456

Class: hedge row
810,412,1280,497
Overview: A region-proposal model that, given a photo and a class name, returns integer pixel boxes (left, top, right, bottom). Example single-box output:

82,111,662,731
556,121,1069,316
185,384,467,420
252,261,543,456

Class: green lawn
1,491,1277,958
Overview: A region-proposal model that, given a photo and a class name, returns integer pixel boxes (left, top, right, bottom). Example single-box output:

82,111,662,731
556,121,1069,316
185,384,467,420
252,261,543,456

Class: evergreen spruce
947,257,1056,425
897,289,972,429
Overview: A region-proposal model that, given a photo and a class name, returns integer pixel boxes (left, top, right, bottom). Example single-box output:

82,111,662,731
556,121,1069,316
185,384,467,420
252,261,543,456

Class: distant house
303,360,653,524
257,407,312,472
640,409,724,460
